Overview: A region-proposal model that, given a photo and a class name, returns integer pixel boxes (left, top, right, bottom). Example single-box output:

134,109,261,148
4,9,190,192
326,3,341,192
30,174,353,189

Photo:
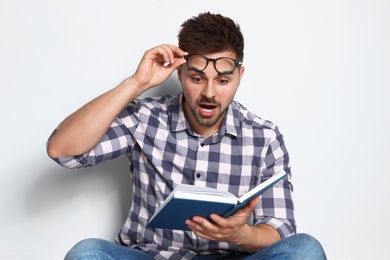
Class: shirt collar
170,93,240,138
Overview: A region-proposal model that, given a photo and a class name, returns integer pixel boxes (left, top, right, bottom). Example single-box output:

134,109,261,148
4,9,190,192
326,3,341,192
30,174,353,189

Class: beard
184,97,228,128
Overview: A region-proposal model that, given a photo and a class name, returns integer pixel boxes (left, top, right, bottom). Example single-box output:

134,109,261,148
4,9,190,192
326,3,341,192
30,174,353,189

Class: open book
147,170,287,230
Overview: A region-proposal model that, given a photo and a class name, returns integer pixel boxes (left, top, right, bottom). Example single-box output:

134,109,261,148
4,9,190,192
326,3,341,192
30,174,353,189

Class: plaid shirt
52,93,296,259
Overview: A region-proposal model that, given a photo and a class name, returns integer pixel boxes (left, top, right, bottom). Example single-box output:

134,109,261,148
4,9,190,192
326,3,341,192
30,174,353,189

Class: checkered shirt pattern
51,93,296,260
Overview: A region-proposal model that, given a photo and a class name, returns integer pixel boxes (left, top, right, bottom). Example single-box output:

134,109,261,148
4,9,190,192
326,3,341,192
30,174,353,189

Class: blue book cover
147,170,287,230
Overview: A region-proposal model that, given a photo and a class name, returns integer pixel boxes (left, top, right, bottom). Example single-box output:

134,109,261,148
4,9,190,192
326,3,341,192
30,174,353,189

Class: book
147,170,288,230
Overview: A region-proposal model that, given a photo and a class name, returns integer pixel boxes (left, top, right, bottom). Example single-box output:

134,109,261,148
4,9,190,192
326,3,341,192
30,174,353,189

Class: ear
237,65,245,85
177,66,182,83
239,65,245,78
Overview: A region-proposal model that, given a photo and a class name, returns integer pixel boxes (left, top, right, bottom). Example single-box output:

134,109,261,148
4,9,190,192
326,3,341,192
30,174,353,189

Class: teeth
202,108,214,113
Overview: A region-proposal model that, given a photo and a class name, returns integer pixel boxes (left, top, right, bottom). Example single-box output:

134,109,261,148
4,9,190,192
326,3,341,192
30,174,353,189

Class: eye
191,76,204,84
217,78,229,85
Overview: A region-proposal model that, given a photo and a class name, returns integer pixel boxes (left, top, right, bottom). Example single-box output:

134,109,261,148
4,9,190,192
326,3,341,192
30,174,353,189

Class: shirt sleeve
253,126,296,238
47,117,134,169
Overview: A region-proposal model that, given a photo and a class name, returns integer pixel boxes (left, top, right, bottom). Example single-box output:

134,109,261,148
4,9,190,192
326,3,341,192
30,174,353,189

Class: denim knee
64,238,109,260
290,233,327,259
295,234,325,250
247,233,327,260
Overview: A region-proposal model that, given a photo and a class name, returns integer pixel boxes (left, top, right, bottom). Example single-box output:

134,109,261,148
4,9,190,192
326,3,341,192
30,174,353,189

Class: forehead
194,50,237,60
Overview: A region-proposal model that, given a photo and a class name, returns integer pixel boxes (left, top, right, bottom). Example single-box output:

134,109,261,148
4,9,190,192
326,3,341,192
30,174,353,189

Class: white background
1,0,389,259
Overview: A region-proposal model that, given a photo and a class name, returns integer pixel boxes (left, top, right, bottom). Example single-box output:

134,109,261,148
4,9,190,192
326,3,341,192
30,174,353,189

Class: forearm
47,44,187,159
234,224,281,253
47,77,145,158
187,198,283,254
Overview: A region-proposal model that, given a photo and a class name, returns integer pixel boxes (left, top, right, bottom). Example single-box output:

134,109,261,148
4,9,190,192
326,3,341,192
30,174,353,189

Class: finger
247,196,260,210
164,44,188,59
209,213,228,227
244,197,259,214
233,197,260,217
157,44,174,64
186,216,217,232
185,219,204,234
154,44,187,64
186,219,218,241
188,216,209,227
162,46,188,68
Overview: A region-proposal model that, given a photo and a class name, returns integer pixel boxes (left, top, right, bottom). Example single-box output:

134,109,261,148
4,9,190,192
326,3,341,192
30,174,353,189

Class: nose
200,65,218,99
201,80,217,99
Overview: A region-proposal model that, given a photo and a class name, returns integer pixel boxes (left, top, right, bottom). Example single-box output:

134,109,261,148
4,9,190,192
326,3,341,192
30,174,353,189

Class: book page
174,184,238,204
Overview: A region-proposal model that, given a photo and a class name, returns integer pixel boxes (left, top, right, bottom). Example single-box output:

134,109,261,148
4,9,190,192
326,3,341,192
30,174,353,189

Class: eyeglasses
183,54,242,75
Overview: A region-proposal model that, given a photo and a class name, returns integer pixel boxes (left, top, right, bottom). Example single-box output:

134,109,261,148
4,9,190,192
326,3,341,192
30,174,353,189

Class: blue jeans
64,233,327,259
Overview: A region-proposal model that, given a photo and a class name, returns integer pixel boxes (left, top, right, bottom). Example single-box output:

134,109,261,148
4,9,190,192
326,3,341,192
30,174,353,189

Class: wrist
121,77,149,97
233,224,256,250
234,224,281,253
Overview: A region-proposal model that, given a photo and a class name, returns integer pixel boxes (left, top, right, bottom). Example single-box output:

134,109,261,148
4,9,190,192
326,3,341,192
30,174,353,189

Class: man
47,12,326,260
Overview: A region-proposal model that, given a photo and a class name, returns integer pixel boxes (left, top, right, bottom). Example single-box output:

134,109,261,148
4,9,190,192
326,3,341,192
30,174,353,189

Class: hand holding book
147,170,288,230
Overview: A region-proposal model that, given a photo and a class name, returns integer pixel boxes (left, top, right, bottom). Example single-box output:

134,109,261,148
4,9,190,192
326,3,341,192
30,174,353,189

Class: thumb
233,197,260,218
241,197,260,214
166,56,187,70
248,197,260,210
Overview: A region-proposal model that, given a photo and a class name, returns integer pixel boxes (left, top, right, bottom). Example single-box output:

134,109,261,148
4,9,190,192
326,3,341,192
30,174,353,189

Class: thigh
64,238,155,260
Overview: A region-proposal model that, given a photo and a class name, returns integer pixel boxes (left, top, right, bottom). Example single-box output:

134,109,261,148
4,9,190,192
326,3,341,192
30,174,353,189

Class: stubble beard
186,99,228,128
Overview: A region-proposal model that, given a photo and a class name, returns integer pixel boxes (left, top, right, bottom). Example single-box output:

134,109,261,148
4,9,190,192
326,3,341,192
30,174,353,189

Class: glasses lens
215,58,236,74
185,55,239,74
187,55,208,72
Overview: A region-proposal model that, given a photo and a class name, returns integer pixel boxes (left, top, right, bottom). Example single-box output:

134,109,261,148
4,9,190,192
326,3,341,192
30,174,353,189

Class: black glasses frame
183,54,242,75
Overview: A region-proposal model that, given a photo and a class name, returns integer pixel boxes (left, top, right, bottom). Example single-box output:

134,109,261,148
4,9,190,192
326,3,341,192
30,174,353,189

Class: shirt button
196,173,201,178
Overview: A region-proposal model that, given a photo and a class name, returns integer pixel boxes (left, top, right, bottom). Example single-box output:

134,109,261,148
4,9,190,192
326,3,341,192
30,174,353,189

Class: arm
186,197,281,253
47,44,187,158
186,127,295,252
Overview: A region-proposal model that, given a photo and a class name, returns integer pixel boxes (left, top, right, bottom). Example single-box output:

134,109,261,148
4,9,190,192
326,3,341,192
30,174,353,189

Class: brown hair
178,12,244,61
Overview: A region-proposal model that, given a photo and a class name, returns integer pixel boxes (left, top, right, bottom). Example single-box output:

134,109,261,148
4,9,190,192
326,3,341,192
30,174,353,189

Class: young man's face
177,51,245,137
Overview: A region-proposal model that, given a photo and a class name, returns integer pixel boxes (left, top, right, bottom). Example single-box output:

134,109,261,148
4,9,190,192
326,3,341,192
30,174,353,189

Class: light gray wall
1,1,389,259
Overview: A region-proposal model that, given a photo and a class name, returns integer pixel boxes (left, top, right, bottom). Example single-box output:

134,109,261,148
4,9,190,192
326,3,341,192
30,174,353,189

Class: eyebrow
217,71,234,76
187,67,235,77
188,68,205,75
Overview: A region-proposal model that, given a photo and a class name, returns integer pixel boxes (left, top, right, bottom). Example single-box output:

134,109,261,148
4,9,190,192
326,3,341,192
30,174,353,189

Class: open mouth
200,104,216,112
198,103,218,117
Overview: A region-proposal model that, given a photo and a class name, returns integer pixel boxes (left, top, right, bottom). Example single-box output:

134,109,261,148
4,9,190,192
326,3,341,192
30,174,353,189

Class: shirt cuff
254,216,296,239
